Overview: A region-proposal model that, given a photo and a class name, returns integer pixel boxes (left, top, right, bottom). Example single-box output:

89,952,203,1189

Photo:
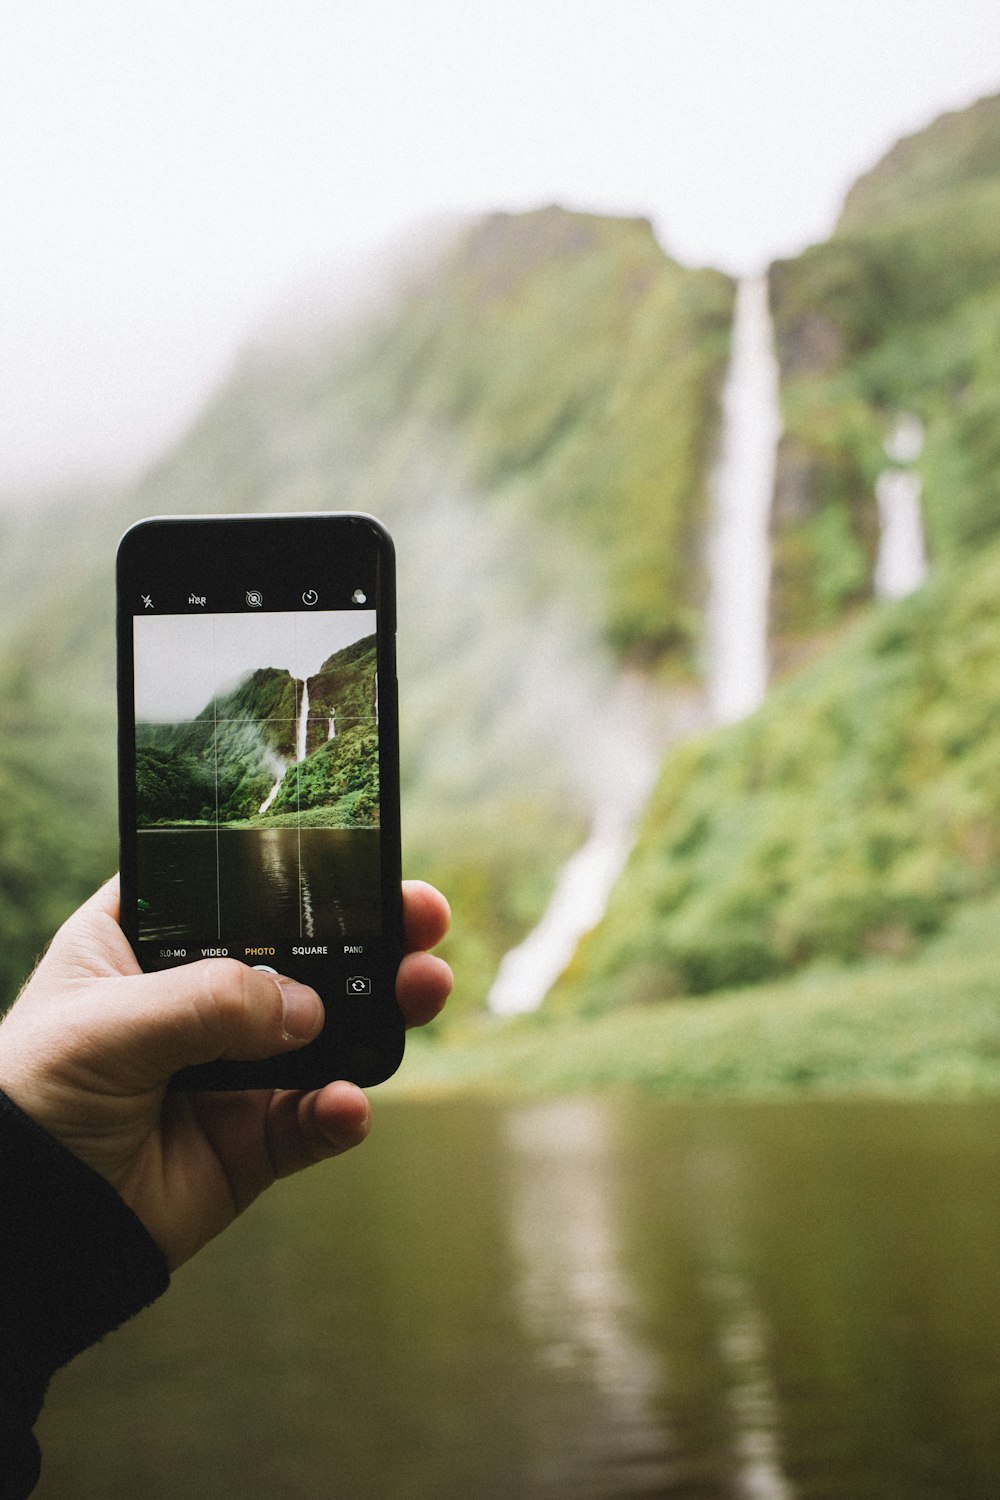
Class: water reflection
257,824,295,901
501,1100,676,1491
676,1141,794,1497
34,1099,1000,1500
708,1272,794,1500
137,825,379,944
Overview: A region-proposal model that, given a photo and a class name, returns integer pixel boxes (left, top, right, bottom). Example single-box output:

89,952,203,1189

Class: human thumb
3,958,325,1098
94,959,326,1087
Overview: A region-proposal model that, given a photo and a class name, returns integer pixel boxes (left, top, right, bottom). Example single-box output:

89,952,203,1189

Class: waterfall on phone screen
296,678,310,762
258,754,287,815
258,677,311,813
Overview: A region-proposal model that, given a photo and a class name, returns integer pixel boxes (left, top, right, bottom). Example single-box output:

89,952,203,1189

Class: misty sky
4,1,1000,489
133,609,376,722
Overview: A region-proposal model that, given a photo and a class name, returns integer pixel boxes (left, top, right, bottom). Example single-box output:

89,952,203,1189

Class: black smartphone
116,512,405,1090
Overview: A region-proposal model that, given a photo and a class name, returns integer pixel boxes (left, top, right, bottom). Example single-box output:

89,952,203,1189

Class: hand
0,876,451,1269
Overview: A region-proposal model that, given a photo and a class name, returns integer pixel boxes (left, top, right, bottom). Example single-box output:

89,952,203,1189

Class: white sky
134,609,375,721
3,0,1000,489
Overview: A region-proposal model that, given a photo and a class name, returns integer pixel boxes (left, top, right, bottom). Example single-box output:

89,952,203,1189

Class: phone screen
117,514,404,1088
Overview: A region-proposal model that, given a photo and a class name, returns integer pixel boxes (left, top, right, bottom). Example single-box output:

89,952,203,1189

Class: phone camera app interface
132,603,382,963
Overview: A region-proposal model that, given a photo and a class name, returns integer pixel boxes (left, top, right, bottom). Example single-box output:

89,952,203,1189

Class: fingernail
276,977,324,1040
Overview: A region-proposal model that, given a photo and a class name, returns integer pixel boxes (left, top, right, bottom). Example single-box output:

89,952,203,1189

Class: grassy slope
768,92,1000,650
553,536,1000,1022
0,209,732,1009
393,885,1000,1100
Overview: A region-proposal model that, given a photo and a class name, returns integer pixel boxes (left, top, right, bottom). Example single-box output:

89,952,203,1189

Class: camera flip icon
346,975,372,995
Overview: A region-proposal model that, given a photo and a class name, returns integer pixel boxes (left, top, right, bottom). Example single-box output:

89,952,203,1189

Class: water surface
137,825,381,944
36,1098,1000,1498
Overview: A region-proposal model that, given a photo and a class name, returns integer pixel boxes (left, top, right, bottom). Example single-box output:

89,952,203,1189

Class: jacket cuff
0,1088,170,1494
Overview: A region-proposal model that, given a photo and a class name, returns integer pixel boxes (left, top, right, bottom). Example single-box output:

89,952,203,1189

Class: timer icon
302,589,319,607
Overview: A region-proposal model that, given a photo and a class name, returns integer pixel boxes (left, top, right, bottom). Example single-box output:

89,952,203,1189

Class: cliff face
766,92,1000,671
307,636,378,736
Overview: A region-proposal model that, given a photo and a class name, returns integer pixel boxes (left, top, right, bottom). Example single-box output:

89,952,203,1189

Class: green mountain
8,88,998,1085
136,635,378,830
554,92,1000,1035
0,208,732,1009
136,665,298,826
768,91,1000,667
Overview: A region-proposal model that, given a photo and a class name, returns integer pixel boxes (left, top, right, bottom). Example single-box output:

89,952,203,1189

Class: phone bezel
116,512,404,1090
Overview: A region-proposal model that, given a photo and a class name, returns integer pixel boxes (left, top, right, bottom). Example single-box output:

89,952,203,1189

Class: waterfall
487,275,781,1017
296,679,310,762
258,770,285,816
258,677,310,814
487,676,666,1019
705,274,781,724
488,792,654,1018
328,710,336,740
874,414,928,600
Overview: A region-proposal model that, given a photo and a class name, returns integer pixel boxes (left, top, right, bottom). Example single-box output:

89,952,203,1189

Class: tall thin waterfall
296,679,310,762
487,276,782,1017
705,274,781,724
874,414,928,600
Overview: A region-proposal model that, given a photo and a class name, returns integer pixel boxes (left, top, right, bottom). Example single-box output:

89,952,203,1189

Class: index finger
402,880,451,954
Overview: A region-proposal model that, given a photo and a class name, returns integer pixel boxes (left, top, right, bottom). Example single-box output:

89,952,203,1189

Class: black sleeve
0,1089,170,1499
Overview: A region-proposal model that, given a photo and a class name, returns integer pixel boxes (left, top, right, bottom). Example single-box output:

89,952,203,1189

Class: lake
34,1098,1000,1498
137,825,381,945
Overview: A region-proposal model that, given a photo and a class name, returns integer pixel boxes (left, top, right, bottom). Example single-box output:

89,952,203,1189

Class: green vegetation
339,210,732,1006
768,92,1000,648
271,727,379,826
307,635,377,734
394,886,1000,1099
0,699,118,1002
336,208,733,666
136,637,379,828
506,92,1000,1088
135,744,223,823
557,536,1000,1015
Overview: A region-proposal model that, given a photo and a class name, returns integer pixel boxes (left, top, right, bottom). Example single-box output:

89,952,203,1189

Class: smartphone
116,513,405,1090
